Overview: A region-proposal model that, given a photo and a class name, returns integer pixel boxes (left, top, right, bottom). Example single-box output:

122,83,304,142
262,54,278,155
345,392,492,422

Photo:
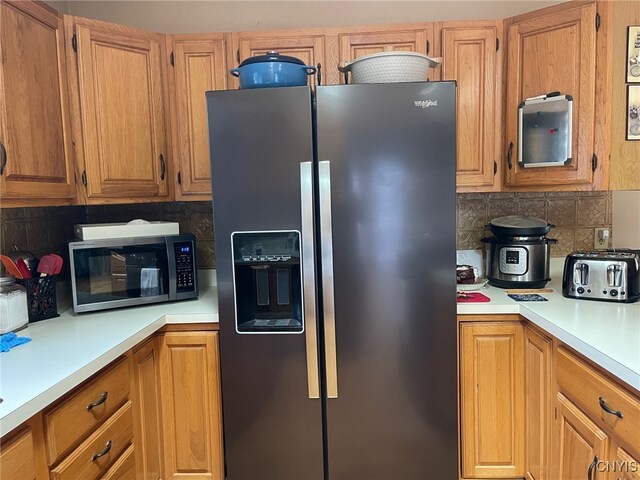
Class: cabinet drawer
0,427,36,480
50,401,133,480
44,357,130,464
557,347,640,453
100,444,136,480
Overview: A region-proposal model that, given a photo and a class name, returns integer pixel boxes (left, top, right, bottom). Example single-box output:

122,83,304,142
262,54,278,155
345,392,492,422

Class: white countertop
458,259,640,392
1,262,639,438
0,270,218,437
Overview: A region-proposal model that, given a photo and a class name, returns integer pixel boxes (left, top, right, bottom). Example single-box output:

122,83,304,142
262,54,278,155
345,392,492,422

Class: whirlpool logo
414,100,438,108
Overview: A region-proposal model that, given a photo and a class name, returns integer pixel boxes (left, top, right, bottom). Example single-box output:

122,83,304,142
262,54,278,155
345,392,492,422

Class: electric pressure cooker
481,215,556,289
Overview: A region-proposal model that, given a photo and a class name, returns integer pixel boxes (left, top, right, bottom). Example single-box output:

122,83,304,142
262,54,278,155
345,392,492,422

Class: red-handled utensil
0,254,23,279
16,257,32,279
37,255,58,277
49,254,63,275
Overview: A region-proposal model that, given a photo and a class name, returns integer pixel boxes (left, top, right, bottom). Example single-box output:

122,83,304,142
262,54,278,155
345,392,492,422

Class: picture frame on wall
628,26,640,83
627,85,640,141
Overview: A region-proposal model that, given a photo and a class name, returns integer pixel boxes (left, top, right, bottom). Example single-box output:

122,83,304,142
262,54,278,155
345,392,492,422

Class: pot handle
303,65,317,75
230,68,241,77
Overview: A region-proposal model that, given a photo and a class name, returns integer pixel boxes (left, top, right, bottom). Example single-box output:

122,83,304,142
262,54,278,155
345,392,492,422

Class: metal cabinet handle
599,397,623,418
587,455,598,480
91,440,112,461
507,142,514,170
300,162,320,399
160,154,166,180
319,161,338,399
0,141,7,176
86,391,108,410
316,63,322,86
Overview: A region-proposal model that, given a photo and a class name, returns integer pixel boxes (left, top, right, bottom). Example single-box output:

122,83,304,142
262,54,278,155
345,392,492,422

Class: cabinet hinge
81,170,87,187
170,51,174,67
554,407,558,420
177,171,182,185
595,13,601,32
493,160,497,175
71,34,78,53
592,154,598,172
236,49,240,63
496,38,499,51
426,40,430,55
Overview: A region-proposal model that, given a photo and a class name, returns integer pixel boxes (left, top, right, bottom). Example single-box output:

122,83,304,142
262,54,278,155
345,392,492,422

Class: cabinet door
159,331,224,480
505,3,597,189
440,23,500,191
610,444,640,480
0,427,37,480
460,322,525,478
524,325,553,480
69,17,169,202
131,338,163,480
554,393,609,480
231,31,325,88
0,1,75,205
170,35,226,200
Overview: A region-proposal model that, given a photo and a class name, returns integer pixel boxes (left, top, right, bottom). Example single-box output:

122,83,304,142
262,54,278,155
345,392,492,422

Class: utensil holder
16,276,59,322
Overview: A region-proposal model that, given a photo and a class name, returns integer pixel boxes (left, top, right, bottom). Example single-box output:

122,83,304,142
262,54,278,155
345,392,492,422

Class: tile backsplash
0,202,215,278
0,191,612,278
457,191,612,257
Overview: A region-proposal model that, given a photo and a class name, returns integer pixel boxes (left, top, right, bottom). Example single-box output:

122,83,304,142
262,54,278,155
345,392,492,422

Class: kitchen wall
55,0,563,33
1,190,613,279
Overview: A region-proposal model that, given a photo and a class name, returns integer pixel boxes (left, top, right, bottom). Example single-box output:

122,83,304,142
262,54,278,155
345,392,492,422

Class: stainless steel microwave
69,234,198,313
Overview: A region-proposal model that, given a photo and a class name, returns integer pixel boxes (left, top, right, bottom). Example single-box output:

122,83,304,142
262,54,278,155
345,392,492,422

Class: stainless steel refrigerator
207,82,457,480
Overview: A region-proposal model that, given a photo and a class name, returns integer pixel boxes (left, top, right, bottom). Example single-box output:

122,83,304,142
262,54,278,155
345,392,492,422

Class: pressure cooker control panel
499,247,529,275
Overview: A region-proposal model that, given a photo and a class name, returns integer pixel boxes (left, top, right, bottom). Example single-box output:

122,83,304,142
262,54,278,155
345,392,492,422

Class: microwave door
70,239,170,313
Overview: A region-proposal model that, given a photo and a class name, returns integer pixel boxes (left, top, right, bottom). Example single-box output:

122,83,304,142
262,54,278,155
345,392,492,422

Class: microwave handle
167,236,178,300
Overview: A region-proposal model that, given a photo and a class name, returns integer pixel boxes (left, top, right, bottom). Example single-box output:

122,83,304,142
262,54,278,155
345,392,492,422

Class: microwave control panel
175,241,196,292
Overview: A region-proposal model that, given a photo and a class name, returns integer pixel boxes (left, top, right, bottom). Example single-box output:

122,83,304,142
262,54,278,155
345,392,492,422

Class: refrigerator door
316,82,458,480
207,86,323,480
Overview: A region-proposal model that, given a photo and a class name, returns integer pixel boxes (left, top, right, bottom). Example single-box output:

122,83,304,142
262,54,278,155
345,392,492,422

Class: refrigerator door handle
300,161,320,399
318,160,338,399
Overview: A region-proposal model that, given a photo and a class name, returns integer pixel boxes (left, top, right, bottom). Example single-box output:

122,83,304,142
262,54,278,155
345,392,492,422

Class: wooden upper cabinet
459,321,525,478
504,2,597,189
168,34,226,200
0,0,75,206
65,16,170,203
337,24,434,83
229,30,325,88
439,22,501,191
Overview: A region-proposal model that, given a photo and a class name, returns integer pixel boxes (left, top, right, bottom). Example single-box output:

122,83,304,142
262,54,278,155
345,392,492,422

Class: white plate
456,277,488,291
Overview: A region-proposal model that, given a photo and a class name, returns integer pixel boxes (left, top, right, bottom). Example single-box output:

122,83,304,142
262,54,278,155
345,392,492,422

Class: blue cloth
0,332,31,352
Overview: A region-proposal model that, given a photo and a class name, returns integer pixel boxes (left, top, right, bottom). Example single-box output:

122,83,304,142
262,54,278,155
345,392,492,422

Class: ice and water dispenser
232,231,303,333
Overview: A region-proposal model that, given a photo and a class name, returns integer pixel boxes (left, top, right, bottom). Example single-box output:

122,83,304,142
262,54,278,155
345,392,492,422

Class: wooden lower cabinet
554,392,610,480
524,326,552,480
459,320,525,478
131,337,164,480
158,330,224,480
610,444,640,480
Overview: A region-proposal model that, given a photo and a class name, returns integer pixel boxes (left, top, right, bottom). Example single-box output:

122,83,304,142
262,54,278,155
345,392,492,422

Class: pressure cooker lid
239,51,306,67
488,215,552,236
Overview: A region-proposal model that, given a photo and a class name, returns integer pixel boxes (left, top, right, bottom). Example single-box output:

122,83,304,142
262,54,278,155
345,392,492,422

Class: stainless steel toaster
562,250,640,303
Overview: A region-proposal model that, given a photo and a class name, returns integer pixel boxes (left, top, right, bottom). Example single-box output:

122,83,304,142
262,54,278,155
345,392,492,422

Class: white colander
338,51,441,84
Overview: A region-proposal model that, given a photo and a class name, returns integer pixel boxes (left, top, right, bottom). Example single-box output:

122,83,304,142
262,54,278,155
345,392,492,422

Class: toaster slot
573,263,589,285
607,264,623,287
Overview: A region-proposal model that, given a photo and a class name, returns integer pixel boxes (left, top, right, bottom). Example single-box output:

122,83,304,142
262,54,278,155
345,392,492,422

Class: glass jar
0,276,29,334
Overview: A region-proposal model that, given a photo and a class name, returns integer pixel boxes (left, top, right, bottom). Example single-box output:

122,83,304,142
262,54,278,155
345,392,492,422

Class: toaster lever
573,263,589,285
607,264,623,287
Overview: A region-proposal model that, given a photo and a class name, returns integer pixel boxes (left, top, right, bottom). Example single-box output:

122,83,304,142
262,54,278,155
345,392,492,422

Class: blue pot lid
239,51,305,67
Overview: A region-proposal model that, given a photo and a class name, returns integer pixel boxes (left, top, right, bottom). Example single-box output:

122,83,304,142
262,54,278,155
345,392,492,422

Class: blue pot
230,51,317,89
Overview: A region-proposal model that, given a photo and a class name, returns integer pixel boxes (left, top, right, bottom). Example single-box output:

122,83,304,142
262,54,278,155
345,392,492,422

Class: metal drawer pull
598,396,623,418
91,440,112,461
86,391,108,410
587,455,598,480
